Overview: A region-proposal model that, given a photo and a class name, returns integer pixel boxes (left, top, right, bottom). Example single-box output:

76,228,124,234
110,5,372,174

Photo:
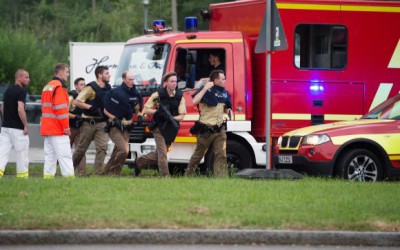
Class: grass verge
0,165,399,231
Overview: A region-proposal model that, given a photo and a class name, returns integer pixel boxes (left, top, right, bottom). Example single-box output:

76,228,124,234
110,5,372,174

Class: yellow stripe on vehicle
341,5,400,13
272,113,361,121
183,114,246,121
325,115,361,121
235,114,246,121
175,136,197,143
390,155,400,161
176,39,243,44
278,3,340,11
277,3,400,13
273,113,311,120
183,114,199,121
388,39,400,69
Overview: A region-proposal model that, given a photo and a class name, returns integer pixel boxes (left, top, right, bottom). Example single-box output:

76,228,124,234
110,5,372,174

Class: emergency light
144,19,172,34
185,17,198,32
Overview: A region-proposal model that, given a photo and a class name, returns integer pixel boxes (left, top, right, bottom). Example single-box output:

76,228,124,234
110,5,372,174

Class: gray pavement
0,229,399,247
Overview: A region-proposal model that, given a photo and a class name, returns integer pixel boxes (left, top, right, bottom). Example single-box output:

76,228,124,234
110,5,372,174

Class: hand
23,126,29,135
203,81,214,91
113,118,124,132
64,128,71,136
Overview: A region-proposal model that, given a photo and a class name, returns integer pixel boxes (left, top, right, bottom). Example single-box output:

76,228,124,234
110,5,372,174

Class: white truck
69,42,124,88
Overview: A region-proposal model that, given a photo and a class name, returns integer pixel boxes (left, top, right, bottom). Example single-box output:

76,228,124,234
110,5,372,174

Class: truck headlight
302,134,330,145
277,136,282,146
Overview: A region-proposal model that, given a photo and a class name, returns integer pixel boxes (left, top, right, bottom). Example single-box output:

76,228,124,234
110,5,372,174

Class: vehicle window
175,48,226,89
295,24,347,70
388,101,400,120
114,43,170,96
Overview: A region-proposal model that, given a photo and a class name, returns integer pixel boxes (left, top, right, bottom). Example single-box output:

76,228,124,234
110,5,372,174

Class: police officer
102,71,143,176
135,72,186,177
185,70,232,177
68,77,86,175
72,66,111,175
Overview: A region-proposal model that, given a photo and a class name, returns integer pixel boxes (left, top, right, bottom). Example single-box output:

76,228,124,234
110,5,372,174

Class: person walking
41,63,75,178
102,71,143,176
72,66,111,175
0,69,30,178
185,70,232,177
135,72,186,177
68,77,86,176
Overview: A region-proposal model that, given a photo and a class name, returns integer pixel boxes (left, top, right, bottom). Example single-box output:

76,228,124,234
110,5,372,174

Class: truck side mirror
185,50,197,89
185,64,196,89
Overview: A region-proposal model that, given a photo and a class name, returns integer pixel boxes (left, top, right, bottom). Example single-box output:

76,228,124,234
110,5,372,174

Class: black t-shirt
2,84,27,129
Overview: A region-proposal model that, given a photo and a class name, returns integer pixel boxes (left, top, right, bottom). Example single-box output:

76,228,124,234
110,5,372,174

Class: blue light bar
153,20,166,29
185,17,198,32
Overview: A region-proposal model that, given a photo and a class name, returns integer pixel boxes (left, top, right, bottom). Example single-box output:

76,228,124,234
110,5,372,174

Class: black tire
201,140,254,176
337,148,383,182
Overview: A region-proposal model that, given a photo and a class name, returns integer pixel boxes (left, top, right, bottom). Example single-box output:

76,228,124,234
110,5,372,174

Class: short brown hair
74,77,85,85
95,66,108,79
209,70,224,82
162,71,177,83
54,63,69,74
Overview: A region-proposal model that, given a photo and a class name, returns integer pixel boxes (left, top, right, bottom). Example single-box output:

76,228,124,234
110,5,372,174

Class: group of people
0,62,232,178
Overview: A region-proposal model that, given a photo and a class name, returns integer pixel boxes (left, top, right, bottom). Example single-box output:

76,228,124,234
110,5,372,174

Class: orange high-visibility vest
40,79,70,136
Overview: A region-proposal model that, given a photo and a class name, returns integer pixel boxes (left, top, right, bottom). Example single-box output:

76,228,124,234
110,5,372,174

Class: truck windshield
114,43,170,96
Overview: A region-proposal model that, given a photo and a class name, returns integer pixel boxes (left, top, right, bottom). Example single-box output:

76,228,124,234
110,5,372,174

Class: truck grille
280,136,302,149
129,123,153,143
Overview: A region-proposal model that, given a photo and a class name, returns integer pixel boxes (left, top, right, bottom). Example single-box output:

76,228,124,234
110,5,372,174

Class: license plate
278,155,293,164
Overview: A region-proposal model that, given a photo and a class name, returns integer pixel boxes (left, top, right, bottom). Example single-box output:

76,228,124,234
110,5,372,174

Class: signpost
236,0,301,179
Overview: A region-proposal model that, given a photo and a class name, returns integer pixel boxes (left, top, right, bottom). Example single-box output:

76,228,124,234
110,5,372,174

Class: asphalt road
1,244,399,250
0,229,399,247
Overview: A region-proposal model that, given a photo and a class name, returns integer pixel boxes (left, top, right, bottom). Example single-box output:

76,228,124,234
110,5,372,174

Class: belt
83,118,106,124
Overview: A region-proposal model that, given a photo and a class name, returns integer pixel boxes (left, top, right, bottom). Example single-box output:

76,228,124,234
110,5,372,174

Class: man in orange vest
40,63,75,178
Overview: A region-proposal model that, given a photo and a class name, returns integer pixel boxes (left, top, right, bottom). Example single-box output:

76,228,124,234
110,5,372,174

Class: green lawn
0,165,399,231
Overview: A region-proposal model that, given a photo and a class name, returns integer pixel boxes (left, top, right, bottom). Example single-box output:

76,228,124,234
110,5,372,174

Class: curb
0,229,399,246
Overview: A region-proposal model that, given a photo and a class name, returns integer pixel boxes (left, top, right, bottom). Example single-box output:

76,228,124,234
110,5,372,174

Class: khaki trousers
102,127,130,175
185,128,227,177
72,121,109,175
70,127,86,175
136,129,170,177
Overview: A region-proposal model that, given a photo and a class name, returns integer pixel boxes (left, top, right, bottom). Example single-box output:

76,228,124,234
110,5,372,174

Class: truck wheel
202,140,253,176
337,149,383,182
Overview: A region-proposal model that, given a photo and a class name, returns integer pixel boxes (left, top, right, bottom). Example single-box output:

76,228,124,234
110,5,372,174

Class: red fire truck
114,0,400,173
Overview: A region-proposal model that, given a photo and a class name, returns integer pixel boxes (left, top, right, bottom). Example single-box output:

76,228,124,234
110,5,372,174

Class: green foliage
0,0,231,93
0,27,55,94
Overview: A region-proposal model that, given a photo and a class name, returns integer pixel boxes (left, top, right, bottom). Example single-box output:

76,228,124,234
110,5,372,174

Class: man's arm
192,81,214,105
104,108,115,120
74,87,93,110
17,101,29,135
